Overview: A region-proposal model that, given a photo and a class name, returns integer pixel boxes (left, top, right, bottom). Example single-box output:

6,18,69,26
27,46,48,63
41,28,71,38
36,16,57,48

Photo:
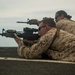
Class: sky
0,0,75,47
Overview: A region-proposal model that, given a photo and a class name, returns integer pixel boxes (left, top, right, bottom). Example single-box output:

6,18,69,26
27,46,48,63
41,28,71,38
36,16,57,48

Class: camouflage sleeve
56,18,69,29
17,28,57,59
56,20,63,29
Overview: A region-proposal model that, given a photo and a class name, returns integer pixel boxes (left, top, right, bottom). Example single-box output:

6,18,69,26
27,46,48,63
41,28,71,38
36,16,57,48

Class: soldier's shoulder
57,18,72,25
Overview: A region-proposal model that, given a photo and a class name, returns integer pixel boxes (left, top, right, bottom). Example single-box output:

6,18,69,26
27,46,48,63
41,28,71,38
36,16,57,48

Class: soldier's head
55,10,72,22
38,17,56,36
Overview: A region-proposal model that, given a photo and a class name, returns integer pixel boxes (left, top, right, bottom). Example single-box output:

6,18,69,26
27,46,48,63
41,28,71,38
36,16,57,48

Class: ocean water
0,18,38,47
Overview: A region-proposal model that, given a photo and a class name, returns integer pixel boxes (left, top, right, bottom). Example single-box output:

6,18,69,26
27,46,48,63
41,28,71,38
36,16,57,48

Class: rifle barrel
0,33,2,36
17,21,28,23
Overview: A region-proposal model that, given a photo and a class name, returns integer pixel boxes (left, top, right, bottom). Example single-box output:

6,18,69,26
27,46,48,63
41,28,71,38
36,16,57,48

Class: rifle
0,18,41,45
0,28,40,45
17,18,39,25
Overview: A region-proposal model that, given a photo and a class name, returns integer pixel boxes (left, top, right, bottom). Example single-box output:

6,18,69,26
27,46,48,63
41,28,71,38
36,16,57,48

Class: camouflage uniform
56,18,75,35
17,28,75,62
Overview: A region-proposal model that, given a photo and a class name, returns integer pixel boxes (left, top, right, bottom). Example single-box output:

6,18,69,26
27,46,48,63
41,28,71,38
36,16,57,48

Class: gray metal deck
0,47,75,75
